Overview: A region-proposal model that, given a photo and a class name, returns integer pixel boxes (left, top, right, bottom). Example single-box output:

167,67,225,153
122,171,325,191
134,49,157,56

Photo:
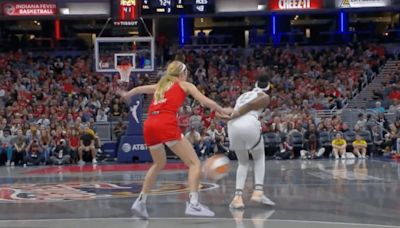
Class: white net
117,64,133,83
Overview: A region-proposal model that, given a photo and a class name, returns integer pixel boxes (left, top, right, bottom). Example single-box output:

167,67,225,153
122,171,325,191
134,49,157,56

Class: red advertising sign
269,0,323,10
3,2,57,16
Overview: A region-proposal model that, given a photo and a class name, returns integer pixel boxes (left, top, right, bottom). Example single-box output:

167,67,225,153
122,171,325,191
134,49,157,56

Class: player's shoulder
177,81,194,91
178,81,191,87
168,81,187,95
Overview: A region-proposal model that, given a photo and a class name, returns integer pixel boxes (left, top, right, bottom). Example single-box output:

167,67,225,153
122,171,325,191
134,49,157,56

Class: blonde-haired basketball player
228,73,275,209
118,60,232,219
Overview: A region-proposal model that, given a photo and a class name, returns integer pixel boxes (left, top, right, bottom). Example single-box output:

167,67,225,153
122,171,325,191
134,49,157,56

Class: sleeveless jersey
144,81,187,146
148,81,186,116
234,89,264,120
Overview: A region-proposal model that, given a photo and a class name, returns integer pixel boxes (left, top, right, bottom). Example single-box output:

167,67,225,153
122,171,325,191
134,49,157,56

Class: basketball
202,154,231,181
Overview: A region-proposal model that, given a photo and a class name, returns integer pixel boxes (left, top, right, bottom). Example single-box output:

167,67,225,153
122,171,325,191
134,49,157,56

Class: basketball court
0,159,399,228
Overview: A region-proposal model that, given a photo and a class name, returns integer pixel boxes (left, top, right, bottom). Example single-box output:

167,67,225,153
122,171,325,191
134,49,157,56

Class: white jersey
228,88,266,150
233,89,264,120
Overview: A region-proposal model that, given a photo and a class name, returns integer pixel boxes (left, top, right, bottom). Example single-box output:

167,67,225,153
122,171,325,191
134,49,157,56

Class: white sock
189,192,199,205
235,189,243,196
254,184,263,191
138,192,147,203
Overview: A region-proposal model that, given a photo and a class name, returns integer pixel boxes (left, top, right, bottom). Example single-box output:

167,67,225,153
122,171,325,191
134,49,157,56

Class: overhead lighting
272,14,276,36
340,11,345,33
257,4,266,10
180,17,185,46
60,8,70,15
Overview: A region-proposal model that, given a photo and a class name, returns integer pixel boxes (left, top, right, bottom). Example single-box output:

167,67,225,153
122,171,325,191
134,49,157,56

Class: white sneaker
78,160,85,166
131,198,149,219
317,148,325,157
185,202,215,217
92,158,98,165
251,194,276,206
335,156,340,160
10,162,15,167
5,161,10,166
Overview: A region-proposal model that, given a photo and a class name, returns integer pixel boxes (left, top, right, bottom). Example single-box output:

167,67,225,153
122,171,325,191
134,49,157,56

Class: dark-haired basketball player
227,73,276,209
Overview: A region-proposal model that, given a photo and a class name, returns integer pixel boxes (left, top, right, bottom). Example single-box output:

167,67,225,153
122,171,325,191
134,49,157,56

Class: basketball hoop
117,63,133,83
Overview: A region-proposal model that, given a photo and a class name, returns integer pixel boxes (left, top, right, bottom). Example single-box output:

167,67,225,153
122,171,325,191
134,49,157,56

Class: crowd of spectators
0,50,137,166
370,70,400,113
0,41,396,166
172,42,394,159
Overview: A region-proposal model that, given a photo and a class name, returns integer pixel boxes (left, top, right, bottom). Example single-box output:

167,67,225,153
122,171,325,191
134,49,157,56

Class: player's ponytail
154,61,187,103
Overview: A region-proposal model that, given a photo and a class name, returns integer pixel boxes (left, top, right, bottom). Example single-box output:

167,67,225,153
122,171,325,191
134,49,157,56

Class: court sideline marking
0,217,398,228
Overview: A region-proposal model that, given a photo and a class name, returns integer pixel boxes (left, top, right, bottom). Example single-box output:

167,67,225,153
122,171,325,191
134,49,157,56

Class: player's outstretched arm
180,81,231,116
231,93,270,120
117,84,157,100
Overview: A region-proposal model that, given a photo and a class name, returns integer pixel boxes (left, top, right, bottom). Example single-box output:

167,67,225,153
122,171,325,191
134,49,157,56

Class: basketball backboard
94,37,155,73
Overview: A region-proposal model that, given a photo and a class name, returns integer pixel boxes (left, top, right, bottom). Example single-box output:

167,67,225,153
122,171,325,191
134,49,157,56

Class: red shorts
143,114,182,147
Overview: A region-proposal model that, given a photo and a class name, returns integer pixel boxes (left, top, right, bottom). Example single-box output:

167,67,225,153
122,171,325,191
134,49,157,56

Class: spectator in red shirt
389,87,400,101
201,109,215,129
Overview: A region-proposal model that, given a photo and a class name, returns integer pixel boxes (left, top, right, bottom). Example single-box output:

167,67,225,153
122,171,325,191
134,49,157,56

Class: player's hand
216,112,231,120
222,107,234,116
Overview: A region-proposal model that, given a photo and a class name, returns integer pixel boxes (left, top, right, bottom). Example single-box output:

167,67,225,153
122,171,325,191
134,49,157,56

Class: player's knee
153,160,166,171
189,159,201,172
238,160,249,167
251,148,265,160
193,159,201,168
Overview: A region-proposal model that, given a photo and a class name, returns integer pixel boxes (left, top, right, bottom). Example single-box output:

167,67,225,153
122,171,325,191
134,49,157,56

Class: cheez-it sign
269,0,323,10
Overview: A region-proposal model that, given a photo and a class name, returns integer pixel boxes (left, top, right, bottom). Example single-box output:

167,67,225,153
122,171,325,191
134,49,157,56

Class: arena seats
264,133,281,157
289,132,304,158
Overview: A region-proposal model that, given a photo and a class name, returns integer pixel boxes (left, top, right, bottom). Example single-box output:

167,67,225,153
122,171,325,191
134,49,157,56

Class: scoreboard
140,0,214,15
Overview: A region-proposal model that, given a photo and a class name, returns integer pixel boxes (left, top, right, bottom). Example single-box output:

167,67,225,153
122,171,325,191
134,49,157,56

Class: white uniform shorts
228,115,264,151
